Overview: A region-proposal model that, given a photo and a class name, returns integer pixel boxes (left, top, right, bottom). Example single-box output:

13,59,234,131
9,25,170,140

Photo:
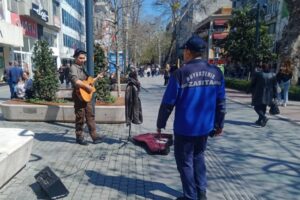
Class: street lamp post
255,2,260,49
85,0,94,76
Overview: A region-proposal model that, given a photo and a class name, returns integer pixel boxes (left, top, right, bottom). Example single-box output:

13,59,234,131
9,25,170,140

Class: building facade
194,7,232,63
176,0,232,56
93,0,114,52
7,0,61,74
59,0,85,66
0,0,23,80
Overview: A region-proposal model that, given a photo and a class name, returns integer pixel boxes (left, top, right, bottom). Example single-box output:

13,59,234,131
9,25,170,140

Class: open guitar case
132,133,173,155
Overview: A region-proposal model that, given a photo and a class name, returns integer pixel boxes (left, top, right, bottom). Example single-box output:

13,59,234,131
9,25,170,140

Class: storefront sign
32,3,49,22
0,21,23,47
11,13,38,38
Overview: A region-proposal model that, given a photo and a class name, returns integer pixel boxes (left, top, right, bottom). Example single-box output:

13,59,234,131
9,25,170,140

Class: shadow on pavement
34,131,75,144
29,153,43,163
85,170,181,200
225,119,257,127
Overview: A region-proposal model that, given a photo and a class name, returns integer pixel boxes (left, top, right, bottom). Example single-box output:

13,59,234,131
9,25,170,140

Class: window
52,0,59,16
65,0,84,16
62,9,84,33
63,34,85,49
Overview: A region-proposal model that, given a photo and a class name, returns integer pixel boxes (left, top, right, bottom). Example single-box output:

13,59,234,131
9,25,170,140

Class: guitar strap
83,67,90,79
75,67,90,101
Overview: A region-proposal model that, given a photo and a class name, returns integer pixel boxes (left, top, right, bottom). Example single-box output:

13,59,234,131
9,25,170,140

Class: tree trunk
279,0,300,85
162,33,176,67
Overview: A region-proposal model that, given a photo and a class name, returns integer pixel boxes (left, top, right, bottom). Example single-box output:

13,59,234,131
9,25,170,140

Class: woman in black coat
251,63,277,127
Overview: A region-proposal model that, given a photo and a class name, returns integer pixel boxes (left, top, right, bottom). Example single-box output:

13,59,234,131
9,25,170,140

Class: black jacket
125,79,143,125
251,71,277,106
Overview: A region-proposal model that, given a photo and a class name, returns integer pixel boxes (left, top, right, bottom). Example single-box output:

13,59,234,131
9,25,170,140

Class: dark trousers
254,104,267,122
164,77,169,86
73,91,96,140
175,135,208,200
9,82,16,99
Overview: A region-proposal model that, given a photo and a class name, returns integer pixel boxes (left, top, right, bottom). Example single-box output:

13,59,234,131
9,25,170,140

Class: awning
212,33,228,40
214,19,228,26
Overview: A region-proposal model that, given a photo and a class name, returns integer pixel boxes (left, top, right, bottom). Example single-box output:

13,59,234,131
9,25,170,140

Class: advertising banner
11,13,38,38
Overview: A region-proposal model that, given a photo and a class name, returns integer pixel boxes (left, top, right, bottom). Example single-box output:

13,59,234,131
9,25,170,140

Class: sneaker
76,138,88,145
92,135,105,144
283,103,287,107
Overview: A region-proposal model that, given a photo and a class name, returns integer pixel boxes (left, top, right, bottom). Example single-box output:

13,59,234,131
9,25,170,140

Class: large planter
0,128,34,188
0,101,125,124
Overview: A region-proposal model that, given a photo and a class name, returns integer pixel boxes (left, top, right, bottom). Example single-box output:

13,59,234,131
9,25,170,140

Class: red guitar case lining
132,133,173,155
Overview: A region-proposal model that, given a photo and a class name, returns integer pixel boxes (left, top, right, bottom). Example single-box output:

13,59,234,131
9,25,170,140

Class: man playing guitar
69,48,104,145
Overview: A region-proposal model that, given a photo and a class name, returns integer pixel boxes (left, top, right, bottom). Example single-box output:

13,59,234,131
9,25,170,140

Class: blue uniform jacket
157,58,226,136
8,67,23,84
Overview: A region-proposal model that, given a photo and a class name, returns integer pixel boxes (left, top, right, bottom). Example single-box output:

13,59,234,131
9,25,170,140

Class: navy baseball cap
180,35,207,52
73,48,86,58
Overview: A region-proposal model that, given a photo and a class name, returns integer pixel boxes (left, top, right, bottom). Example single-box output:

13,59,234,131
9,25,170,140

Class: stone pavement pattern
0,77,299,200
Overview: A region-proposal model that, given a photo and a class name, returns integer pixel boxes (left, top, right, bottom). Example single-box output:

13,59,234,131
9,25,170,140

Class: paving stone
0,77,299,200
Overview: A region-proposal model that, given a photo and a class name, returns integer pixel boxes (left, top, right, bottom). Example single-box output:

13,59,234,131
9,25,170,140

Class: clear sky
141,0,162,18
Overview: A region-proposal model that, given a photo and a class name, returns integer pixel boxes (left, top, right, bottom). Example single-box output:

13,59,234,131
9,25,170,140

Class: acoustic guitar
79,72,104,102
79,77,96,102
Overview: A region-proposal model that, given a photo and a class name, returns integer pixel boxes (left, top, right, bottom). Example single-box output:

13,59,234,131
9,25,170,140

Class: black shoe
76,138,88,145
261,118,269,127
93,135,105,144
198,191,207,200
255,120,263,126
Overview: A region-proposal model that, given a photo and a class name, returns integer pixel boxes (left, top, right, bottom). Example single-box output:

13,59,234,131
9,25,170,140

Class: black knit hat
73,48,86,58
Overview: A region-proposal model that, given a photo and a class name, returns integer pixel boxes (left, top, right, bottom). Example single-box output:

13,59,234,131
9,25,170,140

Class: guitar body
79,77,96,102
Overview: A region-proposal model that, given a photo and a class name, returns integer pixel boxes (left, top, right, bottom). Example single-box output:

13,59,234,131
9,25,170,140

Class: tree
32,40,59,101
154,0,185,66
278,0,300,84
153,0,212,66
222,7,276,74
94,44,114,102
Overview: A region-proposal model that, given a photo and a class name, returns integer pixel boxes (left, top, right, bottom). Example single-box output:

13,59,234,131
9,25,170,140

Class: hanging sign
32,3,49,22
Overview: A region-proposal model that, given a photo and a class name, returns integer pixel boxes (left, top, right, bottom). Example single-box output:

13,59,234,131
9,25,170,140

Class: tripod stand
119,123,135,149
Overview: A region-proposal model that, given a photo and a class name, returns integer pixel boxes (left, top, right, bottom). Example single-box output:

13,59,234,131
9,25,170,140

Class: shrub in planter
32,40,59,101
94,44,115,103
226,78,300,101
225,78,250,92
289,86,300,101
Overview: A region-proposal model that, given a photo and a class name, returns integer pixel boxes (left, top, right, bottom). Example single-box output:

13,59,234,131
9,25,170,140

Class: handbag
269,100,280,115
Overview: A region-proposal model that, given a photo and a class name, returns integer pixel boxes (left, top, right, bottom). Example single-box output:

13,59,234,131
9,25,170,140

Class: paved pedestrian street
0,76,300,200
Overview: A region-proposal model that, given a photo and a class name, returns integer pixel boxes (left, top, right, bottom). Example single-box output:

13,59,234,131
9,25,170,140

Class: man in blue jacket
156,35,226,200
8,61,23,99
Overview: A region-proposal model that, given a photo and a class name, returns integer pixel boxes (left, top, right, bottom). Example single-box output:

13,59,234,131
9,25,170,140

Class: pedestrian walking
8,61,23,99
163,64,170,86
3,61,13,82
69,48,105,145
65,63,71,87
251,63,277,127
276,58,293,107
156,35,226,200
58,65,65,84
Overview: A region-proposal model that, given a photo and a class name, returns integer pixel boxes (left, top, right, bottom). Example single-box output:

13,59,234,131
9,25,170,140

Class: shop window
23,37,30,52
